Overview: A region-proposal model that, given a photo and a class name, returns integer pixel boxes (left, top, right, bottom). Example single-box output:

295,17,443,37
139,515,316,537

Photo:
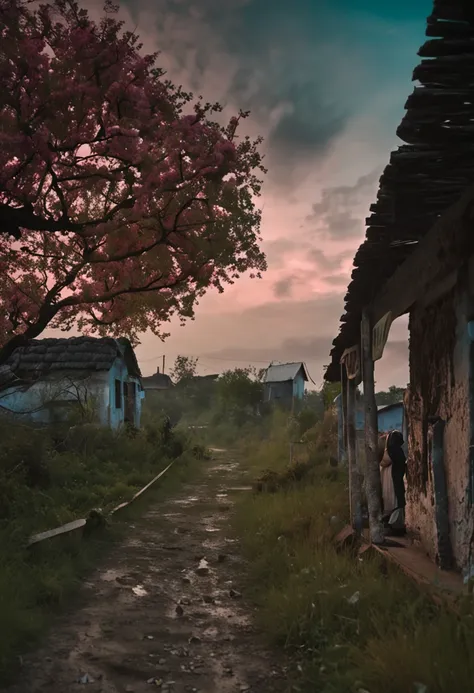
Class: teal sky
122,0,432,169
85,0,434,387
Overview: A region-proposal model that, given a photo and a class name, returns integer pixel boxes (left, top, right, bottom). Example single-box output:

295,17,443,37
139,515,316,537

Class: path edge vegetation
225,408,474,693
0,410,208,685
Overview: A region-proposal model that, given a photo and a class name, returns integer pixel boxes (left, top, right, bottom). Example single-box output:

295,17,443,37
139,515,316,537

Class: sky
50,0,433,390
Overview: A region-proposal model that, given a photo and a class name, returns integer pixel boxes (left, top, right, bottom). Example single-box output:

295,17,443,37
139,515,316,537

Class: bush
232,408,474,693
0,409,200,683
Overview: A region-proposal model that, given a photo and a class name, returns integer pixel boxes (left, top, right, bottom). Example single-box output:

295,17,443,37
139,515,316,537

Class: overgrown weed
232,413,474,693
0,413,204,683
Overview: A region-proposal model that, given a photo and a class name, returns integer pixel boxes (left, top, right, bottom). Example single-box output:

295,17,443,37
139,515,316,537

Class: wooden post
162,354,165,373
347,375,363,534
361,309,385,544
341,364,348,466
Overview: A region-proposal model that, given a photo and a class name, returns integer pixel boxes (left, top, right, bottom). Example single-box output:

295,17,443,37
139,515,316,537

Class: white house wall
0,372,109,425
0,361,143,430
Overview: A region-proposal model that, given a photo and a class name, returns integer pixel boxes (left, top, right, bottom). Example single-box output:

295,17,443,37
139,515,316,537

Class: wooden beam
372,183,474,324
430,419,454,570
425,22,474,39
347,376,363,534
418,38,474,58
341,364,348,466
361,310,384,545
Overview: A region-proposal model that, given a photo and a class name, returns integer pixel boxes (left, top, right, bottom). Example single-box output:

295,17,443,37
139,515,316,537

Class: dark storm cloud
273,276,296,298
308,249,353,273
267,105,348,160
121,0,428,174
309,169,381,239
204,335,334,370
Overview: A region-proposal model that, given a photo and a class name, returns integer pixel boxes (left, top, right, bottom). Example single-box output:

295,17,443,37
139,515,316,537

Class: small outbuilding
0,336,143,429
263,362,310,405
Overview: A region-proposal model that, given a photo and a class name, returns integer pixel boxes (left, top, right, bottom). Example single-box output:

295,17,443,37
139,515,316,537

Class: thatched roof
325,0,474,381
0,336,141,389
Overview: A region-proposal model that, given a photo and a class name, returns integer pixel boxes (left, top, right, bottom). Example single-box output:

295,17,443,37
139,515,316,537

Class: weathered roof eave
324,3,474,382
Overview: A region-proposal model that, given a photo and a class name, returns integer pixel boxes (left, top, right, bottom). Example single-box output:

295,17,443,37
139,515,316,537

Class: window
115,379,122,409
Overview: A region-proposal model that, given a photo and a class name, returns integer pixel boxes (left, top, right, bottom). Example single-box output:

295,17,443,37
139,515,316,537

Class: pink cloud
40,0,411,389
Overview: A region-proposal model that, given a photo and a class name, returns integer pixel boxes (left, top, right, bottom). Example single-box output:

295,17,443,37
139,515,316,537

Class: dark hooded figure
380,430,406,534
387,430,406,508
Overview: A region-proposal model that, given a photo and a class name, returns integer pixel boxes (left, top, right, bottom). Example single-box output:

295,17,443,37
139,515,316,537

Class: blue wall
377,404,404,434
292,371,306,399
107,357,143,429
335,395,405,463
1,358,143,429
264,369,306,403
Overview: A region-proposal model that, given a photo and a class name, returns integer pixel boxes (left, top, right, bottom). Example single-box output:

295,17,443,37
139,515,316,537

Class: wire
138,352,278,365
138,351,319,385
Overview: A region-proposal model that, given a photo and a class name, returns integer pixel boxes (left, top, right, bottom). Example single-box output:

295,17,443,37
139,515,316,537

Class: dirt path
6,449,288,693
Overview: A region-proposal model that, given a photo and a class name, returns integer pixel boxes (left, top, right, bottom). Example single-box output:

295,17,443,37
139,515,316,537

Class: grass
0,414,206,683
231,413,474,693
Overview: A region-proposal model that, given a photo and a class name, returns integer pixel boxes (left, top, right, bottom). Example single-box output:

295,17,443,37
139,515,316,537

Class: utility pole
162,354,165,374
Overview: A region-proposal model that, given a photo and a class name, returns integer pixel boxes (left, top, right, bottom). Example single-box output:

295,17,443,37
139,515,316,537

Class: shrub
0,407,201,683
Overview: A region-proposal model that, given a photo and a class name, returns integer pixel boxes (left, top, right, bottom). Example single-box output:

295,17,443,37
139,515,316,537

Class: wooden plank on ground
28,459,178,546
28,519,87,546
334,525,359,552
361,533,464,597
110,460,176,515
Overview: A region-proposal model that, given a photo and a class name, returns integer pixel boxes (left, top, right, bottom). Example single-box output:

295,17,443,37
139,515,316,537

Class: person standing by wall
380,430,407,535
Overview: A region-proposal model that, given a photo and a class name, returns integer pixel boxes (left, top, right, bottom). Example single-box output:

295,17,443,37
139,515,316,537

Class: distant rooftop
141,368,173,390
377,401,404,412
264,362,310,384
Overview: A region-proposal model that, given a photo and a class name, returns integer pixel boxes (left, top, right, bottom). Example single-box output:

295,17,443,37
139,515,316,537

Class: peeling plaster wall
407,280,473,570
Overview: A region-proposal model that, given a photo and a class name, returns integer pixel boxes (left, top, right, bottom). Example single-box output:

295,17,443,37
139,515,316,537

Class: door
123,381,136,425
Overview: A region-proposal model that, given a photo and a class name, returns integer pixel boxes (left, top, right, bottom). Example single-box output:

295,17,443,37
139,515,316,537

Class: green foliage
376,385,406,406
0,407,203,683
142,389,185,428
321,381,341,410
231,413,474,693
295,392,324,438
216,367,263,422
170,355,198,384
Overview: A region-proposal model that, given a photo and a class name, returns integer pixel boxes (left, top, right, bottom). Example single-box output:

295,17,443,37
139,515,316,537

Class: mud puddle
5,449,288,693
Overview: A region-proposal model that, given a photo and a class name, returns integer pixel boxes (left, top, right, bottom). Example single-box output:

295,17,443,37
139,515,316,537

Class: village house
0,336,144,429
324,2,474,584
141,367,173,391
263,362,309,405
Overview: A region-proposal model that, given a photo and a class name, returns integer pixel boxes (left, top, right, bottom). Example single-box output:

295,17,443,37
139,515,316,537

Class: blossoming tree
0,0,267,362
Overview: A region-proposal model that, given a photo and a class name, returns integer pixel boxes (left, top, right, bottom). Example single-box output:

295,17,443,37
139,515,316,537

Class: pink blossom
0,0,266,352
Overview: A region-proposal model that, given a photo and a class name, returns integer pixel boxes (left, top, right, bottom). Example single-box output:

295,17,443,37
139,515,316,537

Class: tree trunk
0,305,57,365
361,309,385,544
347,374,363,534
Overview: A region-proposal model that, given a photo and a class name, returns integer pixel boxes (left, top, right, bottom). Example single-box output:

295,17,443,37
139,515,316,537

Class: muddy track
5,449,288,693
